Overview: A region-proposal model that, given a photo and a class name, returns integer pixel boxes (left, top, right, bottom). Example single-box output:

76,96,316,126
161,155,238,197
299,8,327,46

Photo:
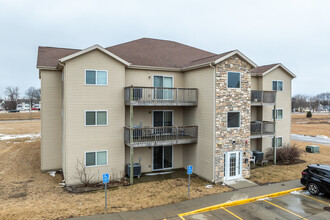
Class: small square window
85,70,108,85
272,109,283,120
228,72,241,88
272,80,283,91
85,151,107,167
227,112,240,128
272,137,283,148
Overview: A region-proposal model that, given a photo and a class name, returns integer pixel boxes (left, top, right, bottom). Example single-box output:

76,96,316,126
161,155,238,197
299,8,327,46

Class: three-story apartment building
37,38,295,186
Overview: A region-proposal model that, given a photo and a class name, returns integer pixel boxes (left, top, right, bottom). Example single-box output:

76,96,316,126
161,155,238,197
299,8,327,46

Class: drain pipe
210,62,216,183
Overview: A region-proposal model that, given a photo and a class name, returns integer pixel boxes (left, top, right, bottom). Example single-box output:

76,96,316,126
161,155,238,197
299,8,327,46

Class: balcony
124,126,198,147
251,90,276,106
250,121,275,139
124,87,198,106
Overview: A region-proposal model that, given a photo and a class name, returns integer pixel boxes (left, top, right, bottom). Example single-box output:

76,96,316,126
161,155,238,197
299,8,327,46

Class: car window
324,171,330,178
310,169,324,176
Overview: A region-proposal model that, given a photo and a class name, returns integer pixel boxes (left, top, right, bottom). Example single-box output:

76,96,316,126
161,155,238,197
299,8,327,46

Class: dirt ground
0,112,40,120
0,120,230,220
291,113,330,137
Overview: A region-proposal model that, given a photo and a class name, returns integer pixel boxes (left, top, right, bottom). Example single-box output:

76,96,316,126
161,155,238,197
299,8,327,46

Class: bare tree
75,158,94,186
4,86,19,110
292,94,309,112
25,87,36,111
33,88,41,102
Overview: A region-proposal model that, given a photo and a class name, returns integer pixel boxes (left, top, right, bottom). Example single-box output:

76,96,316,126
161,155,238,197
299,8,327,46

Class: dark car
301,164,330,195
8,109,20,113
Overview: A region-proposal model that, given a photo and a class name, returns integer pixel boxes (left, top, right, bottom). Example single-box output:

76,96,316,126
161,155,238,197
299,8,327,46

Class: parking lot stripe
300,194,330,206
263,200,307,220
222,208,244,220
177,187,305,218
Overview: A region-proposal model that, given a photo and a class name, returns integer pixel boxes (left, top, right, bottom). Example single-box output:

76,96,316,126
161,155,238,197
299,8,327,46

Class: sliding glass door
153,146,173,170
153,111,173,133
153,76,173,100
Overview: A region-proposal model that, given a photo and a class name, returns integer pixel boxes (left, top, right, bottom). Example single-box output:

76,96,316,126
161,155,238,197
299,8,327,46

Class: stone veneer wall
214,55,252,183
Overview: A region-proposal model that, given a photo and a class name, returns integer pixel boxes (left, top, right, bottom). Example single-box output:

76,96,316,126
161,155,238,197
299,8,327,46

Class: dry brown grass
250,140,330,184
0,120,230,220
0,112,40,120
291,113,330,137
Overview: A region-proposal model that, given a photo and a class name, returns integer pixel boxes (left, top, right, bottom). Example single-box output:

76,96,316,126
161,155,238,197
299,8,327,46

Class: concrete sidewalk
70,179,302,220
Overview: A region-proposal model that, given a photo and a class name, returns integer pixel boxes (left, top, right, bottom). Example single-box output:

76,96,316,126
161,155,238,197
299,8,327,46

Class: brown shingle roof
106,38,216,68
250,63,279,74
36,38,236,69
37,47,80,68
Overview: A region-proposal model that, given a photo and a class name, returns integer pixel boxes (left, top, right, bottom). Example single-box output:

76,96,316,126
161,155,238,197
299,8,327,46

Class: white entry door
225,151,242,181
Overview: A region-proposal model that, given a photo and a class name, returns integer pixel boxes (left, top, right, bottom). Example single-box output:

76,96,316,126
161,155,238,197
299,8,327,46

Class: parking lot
179,190,330,220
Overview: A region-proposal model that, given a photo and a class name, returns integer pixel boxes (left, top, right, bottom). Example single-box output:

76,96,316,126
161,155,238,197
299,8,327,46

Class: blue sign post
103,174,110,212
187,165,193,198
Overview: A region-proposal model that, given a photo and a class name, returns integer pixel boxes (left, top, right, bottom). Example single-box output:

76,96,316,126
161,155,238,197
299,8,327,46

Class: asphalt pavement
68,179,330,220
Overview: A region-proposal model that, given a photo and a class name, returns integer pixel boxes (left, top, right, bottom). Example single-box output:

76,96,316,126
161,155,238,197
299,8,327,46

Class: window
272,137,283,148
85,151,107,167
227,72,241,88
272,109,283,120
227,112,240,128
85,70,108,85
85,111,107,126
272,80,283,91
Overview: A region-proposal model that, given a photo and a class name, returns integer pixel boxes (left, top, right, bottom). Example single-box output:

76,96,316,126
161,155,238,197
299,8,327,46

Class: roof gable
59,45,130,66
250,63,296,78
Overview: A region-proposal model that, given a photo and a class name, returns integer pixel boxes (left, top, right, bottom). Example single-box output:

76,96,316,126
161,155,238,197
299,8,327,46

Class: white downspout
210,62,216,183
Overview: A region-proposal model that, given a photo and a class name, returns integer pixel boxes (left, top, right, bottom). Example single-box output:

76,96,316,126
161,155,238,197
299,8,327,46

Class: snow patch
291,190,302,195
0,133,40,141
258,197,270,201
205,185,213,189
48,171,56,177
316,135,329,139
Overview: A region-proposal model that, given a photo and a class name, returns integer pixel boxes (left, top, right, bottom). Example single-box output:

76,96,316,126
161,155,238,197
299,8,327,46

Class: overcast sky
0,0,329,98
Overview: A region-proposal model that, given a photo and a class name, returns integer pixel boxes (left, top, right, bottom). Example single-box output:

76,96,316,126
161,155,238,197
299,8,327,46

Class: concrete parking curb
178,186,305,219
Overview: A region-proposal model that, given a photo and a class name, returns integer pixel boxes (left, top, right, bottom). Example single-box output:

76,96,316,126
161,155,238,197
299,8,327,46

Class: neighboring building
37,38,296,186
17,102,30,111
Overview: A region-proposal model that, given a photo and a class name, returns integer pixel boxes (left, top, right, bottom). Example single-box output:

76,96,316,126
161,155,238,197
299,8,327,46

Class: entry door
225,151,242,180
153,146,173,170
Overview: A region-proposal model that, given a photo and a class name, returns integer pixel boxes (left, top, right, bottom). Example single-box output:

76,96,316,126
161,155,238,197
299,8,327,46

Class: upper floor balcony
251,90,276,106
124,126,198,147
124,86,198,106
250,121,275,139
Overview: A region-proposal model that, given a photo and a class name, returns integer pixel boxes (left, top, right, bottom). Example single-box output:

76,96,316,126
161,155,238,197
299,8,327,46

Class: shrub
306,111,312,118
265,144,304,165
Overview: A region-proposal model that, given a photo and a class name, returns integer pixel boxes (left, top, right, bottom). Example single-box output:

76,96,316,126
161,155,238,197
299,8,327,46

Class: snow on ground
291,134,330,145
47,171,56,177
0,133,40,141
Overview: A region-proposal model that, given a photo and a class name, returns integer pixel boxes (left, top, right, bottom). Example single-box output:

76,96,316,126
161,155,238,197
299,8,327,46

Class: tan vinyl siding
40,70,62,171
262,67,292,151
125,69,184,87
63,50,126,185
183,66,214,181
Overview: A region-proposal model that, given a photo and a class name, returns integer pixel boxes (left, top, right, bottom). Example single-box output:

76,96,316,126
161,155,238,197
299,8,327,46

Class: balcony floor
250,132,275,139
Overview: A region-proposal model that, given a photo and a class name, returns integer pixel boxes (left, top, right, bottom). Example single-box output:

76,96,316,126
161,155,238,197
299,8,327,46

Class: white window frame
85,150,108,167
227,111,241,129
272,108,284,120
84,110,108,126
85,69,108,86
227,71,241,89
272,80,283,91
152,146,174,171
272,137,283,148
